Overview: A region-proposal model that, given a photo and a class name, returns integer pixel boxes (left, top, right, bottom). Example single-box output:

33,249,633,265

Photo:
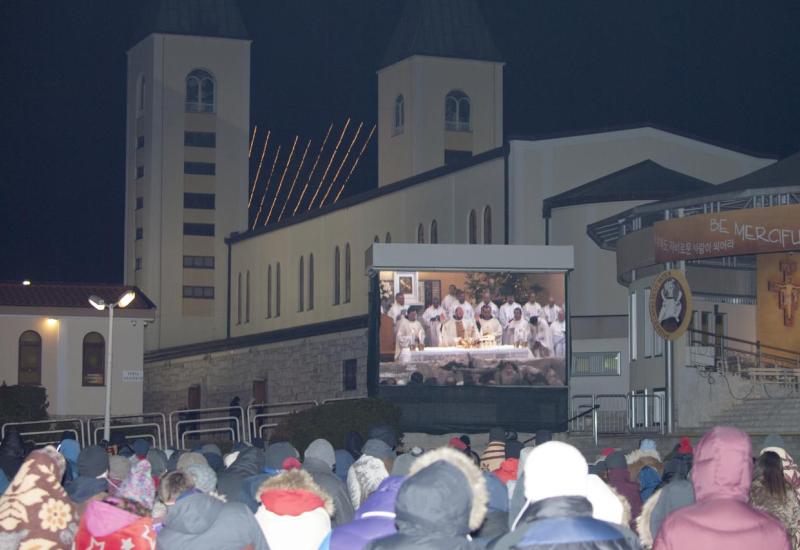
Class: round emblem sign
649,269,693,341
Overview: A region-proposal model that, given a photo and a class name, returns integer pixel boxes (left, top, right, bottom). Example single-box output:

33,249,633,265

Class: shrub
0,384,49,424
271,398,401,452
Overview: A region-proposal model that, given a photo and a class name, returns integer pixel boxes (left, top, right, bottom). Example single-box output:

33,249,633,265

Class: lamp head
88,295,106,311
117,290,136,309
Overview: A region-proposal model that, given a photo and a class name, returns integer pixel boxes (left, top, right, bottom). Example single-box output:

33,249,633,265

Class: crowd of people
0,423,798,549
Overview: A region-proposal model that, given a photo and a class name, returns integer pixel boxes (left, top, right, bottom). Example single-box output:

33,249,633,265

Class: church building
127,0,777,419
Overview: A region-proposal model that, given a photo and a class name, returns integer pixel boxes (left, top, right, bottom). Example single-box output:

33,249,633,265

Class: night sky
1,1,799,284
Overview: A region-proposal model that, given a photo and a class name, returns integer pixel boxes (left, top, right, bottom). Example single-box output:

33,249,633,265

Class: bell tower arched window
445,91,471,132
393,95,405,134
483,206,492,244
468,209,477,244
186,69,215,113
18,331,42,386
430,219,438,244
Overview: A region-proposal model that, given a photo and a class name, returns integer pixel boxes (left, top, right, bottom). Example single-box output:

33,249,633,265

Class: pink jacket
654,426,790,550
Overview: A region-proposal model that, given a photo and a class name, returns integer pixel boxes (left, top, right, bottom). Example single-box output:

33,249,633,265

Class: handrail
688,328,800,357
168,406,245,446
565,404,599,425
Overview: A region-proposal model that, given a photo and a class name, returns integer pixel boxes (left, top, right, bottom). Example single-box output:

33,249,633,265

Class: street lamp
88,290,136,442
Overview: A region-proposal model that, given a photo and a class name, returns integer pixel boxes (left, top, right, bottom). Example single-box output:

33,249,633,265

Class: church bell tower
124,0,251,351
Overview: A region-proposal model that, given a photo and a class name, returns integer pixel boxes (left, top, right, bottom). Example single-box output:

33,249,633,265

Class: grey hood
164,492,224,535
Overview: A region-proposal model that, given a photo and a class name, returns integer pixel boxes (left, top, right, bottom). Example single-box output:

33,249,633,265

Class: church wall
143,328,368,416
229,157,505,338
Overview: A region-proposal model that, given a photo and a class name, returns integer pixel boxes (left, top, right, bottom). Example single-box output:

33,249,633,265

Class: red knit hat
448,437,468,451
282,457,302,471
492,458,519,484
600,447,616,457
677,437,693,454
260,489,325,516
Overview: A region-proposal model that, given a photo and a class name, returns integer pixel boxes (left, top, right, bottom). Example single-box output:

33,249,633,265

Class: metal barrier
2,418,87,448
569,392,665,439
629,393,664,434
246,400,318,442
595,394,628,434
87,413,168,448
168,406,246,448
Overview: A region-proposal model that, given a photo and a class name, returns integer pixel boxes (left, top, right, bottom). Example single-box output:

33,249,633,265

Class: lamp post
89,290,136,443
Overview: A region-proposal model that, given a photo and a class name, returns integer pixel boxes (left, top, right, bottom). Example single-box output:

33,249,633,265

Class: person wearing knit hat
605,450,642,527
265,442,300,471
492,457,519,485
505,439,524,459
348,440,393,509
390,452,416,476
677,436,692,455
147,448,168,478
492,441,638,550
449,436,468,451
201,443,222,456
108,454,132,494
361,439,395,462
132,438,151,458
117,458,156,510
204,452,224,472
177,451,208,471
304,438,354,526
368,424,398,449
185,463,218,494
65,445,110,506
480,427,507,472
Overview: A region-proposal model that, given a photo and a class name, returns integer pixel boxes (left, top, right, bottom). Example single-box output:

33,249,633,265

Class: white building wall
0,314,146,417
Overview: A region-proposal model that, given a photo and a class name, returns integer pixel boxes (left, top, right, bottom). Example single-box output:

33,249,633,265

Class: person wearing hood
480,427,507,472
335,448,355,481
346,431,365,460
157,470,269,550
653,426,790,550
108,455,132,495
490,441,638,550
626,439,663,502
65,444,110,510
0,446,80,548
216,445,264,503
605,450,642,526
749,450,800,549
348,439,395,508
366,446,488,550
255,467,335,550
304,438,355,525
660,437,692,484
146,448,168,479
58,437,81,484
474,471,509,543
326,475,405,550
368,424,398,450
0,428,25,480
237,441,299,512
636,476,695,548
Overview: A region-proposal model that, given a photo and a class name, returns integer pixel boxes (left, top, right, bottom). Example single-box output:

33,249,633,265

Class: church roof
381,0,503,68
0,282,156,312
132,0,249,45
542,160,714,217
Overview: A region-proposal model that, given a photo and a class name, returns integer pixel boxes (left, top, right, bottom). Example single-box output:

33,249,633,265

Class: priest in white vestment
542,296,563,325
440,306,478,347
551,311,566,357
504,307,531,346
477,304,503,345
395,309,426,360
447,290,475,321
523,292,543,321
421,296,445,347
387,292,406,324
498,294,522,329
441,285,459,318
530,315,553,358
474,290,499,321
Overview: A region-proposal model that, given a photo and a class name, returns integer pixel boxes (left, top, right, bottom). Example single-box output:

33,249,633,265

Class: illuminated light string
277,138,312,223
252,145,282,229
247,130,271,209
320,121,363,208
307,118,351,211
265,135,299,225
334,123,376,204
293,123,334,216
248,125,258,158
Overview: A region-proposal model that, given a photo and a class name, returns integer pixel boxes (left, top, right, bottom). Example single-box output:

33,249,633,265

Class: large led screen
378,270,567,388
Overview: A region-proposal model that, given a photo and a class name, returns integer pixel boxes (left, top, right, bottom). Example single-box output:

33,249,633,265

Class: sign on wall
649,269,693,340
122,370,143,382
654,204,800,263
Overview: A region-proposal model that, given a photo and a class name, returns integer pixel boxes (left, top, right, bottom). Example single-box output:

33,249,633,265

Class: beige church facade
126,0,777,418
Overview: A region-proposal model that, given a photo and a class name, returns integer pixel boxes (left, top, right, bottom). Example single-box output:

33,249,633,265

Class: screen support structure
367,273,381,396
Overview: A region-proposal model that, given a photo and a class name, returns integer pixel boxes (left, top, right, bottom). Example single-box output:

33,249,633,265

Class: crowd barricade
1,418,87,448
168,405,246,449
86,413,168,449
246,400,318,442
569,392,665,438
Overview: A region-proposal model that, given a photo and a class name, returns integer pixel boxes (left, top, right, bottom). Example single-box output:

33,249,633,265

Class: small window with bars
183,255,215,269
571,351,621,376
183,285,214,299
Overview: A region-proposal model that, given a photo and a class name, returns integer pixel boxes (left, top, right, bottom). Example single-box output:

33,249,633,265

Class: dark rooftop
132,0,249,45
542,160,714,217
381,0,503,68
0,282,156,311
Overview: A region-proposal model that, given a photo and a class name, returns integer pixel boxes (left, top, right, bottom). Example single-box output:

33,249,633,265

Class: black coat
0,429,25,480
489,496,641,550
216,447,264,501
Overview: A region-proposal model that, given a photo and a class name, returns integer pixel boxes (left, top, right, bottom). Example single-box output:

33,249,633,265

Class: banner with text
654,204,800,262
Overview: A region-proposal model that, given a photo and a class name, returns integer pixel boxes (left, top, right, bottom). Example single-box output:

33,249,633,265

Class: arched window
308,254,315,310
298,256,305,312
345,243,352,303
468,209,477,244
445,90,471,132
82,332,105,387
237,272,242,325
393,95,404,133
275,263,281,317
417,223,425,243
385,232,392,244
18,330,41,386
266,266,272,318
186,69,215,113
483,205,492,244
245,270,250,322
334,246,341,305
430,219,438,244
137,75,146,114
